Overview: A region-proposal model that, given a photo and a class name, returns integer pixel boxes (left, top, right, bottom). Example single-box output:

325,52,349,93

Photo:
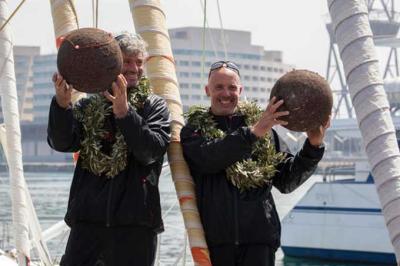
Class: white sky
6,0,330,76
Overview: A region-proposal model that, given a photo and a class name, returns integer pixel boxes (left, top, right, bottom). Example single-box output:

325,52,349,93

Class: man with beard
180,61,329,266
48,33,170,266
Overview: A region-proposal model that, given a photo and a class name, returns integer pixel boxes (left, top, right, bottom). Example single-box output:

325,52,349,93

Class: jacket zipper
106,178,114,227
233,189,239,245
226,116,239,245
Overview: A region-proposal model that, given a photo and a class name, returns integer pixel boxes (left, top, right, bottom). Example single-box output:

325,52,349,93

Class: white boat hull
281,179,396,264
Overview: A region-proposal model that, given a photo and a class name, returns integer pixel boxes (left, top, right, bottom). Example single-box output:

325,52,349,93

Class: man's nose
220,88,230,96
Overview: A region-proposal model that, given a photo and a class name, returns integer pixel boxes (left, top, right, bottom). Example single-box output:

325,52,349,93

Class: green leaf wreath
185,102,286,191
73,77,152,178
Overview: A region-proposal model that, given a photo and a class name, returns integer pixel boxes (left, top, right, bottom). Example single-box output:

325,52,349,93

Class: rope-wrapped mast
49,0,85,103
328,0,400,263
128,0,211,264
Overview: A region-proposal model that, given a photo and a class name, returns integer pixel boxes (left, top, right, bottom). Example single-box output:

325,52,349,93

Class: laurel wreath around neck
185,101,286,192
73,77,152,178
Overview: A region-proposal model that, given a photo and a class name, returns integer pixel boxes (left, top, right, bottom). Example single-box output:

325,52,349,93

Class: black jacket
181,112,324,249
48,94,170,232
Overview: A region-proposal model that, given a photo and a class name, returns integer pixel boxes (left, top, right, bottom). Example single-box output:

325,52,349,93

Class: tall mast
329,0,400,263
128,0,212,264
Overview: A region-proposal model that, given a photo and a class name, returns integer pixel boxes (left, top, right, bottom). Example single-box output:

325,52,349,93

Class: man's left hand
104,74,129,118
306,116,331,147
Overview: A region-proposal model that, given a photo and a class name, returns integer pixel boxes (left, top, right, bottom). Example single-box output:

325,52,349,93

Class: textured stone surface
270,69,333,132
57,28,122,93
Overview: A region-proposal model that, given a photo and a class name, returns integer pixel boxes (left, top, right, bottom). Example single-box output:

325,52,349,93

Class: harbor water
0,169,384,265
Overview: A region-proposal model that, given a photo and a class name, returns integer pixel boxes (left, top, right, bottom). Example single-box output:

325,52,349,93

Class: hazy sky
6,0,330,76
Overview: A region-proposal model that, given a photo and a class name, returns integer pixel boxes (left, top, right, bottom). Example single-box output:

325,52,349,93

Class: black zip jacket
181,112,324,249
47,94,170,232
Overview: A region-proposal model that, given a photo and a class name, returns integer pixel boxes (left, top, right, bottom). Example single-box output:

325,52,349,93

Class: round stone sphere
57,28,123,93
270,69,333,132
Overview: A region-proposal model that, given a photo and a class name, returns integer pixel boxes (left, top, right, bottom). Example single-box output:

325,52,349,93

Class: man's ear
205,85,211,97
239,85,243,95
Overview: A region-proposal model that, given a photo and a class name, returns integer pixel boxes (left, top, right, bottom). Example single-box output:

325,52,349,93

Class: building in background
170,27,294,111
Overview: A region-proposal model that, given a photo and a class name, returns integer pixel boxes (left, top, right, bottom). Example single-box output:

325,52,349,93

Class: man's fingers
270,99,284,113
112,82,120,97
116,75,126,93
103,91,115,102
275,119,288,126
52,73,58,83
273,111,289,119
119,74,127,88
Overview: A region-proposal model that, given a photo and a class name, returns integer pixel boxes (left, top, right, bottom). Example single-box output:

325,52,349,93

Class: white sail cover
0,0,30,262
0,1,51,265
328,0,400,263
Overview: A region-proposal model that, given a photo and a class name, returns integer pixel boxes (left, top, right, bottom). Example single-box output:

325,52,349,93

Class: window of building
179,60,190,66
173,31,188,39
244,64,250,70
179,72,190,78
260,66,266,71
180,83,189,89
244,76,250,81
252,65,259,71
192,95,201,100
191,72,201,78
181,94,189,100
192,61,201,67
192,83,201,89
252,76,259,81
260,87,267,92
252,87,259,92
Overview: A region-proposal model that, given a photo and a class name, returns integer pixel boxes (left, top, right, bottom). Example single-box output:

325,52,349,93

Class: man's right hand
52,72,72,109
251,96,289,138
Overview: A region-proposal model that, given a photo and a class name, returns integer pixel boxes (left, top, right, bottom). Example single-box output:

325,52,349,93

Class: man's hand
52,73,72,109
306,116,331,147
251,96,289,138
104,74,129,118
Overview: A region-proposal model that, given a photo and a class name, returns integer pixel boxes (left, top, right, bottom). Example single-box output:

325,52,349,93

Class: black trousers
209,244,275,266
60,224,157,266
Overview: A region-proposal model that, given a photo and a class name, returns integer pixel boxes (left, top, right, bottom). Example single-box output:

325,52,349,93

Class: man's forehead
123,52,144,60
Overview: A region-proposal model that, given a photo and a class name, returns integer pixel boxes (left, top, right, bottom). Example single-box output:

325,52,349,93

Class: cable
0,0,27,33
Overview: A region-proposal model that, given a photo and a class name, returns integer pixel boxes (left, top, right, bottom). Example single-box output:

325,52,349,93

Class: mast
0,1,52,265
128,0,211,264
49,0,85,104
328,0,400,263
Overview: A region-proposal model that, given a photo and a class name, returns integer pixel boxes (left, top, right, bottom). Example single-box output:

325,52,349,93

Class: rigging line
199,0,218,58
216,0,227,60
0,0,27,33
92,0,95,28
67,0,80,29
201,0,207,89
96,0,99,28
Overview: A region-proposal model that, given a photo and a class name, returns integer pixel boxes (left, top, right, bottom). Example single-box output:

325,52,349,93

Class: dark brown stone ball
57,28,123,93
270,69,332,132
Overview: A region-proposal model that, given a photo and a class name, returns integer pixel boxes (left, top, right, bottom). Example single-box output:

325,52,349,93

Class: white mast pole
328,0,400,263
128,1,212,264
0,1,31,265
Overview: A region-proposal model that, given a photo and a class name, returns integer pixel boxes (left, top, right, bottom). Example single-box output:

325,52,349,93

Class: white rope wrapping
329,0,400,263
0,1,31,264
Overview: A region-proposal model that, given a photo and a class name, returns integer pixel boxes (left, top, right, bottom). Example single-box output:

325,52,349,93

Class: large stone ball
270,69,333,132
57,28,123,93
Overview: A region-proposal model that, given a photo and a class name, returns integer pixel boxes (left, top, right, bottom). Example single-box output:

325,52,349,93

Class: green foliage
73,77,151,178
186,101,286,191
